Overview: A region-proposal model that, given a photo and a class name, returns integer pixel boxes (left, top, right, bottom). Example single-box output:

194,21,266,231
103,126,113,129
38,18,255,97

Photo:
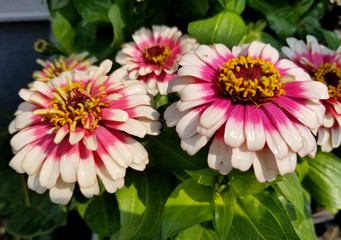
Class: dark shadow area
0,21,50,130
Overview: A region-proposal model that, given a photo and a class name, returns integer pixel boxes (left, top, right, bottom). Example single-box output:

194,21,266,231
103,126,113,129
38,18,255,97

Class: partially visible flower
33,52,97,83
9,60,161,204
282,35,341,152
164,41,329,182
115,25,197,95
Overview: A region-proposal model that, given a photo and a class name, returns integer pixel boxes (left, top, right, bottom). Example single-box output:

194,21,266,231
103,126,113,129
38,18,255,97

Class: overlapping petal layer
9,60,161,204
282,35,341,151
115,25,197,95
165,42,329,182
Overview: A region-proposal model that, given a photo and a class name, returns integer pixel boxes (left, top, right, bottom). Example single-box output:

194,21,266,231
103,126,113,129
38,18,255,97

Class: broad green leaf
162,179,213,239
174,223,218,240
321,29,340,50
116,169,172,240
73,0,111,23
213,188,235,239
218,0,245,14
82,193,120,236
188,11,246,48
266,14,296,40
273,172,305,224
6,193,67,238
52,12,75,53
279,190,316,240
228,192,300,239
48,0,70,10
186,168,220,187
302,152,341,209
108,4,125,49
229,170,269,196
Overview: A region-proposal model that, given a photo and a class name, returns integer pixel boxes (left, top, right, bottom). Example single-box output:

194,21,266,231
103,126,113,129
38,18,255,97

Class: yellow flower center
143,45,171,66
312,62,341,99
35,77,107,131
216,56,285,105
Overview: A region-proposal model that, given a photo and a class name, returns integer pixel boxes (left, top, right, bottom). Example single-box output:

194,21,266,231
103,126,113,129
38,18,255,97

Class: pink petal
244,105,266,151
224,105,245,148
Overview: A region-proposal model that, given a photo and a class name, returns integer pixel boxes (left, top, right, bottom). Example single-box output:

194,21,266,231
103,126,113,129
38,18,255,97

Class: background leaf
116,168,172,240
52,12,75,53
188,11,246,47
302,152,341,209
82,192,120,236
228,192,300,239
162,179,213,239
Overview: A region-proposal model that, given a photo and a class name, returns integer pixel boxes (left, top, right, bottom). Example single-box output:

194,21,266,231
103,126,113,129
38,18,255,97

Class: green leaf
82,193,120,236
188,11,246,48
116,168,172,240
108,4,125,49
302,151,341,209
213,188,235,239
162,179,213,239
146,120,207,172
186,169,220,187
183,0,209,17
279,190,316,240
321,29,340,50
6,193,67,238
228,192,300,239
174,223,218,240
229,170,269,196
218,0,245,14
273,172,305,224
52,12,75,53
73,0,111,23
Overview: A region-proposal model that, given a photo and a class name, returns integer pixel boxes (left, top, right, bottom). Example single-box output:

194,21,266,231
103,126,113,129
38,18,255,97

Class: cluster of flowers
8,25,341,204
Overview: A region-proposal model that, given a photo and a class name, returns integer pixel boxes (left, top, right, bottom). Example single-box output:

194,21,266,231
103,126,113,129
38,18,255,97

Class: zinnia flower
115,25,197,95
164,41,329,182
33,52,97,83
9,60,161,204
282,35,341,152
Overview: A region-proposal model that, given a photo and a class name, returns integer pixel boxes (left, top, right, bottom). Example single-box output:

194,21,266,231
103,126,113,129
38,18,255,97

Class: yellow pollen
312,62,341,99
216,56,285,105
143,45,171,66
35,82,107,131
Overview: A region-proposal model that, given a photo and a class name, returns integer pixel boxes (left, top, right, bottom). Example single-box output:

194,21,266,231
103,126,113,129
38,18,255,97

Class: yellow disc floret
312,62,341,99
216,56,285,105
143,45,171,66
35,77,107,131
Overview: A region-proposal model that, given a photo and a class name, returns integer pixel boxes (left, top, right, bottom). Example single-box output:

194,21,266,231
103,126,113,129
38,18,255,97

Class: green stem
20,175,30,207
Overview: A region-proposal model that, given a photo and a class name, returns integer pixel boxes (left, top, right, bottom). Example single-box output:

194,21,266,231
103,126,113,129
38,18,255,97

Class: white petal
27,170,47,194
245,105,266,151
199,99,229,129
69,128,85,145
78,152,97,188
22,144,48,175
60,145,79,183
39,153,60,189
176,110,201,139
54,125,70,144
224,106,245,148
231,144,254,172
83,134,98,151
208,135,232,175
49,179,75,205
331,126,341,149
96,167,124,193
181,134,209,156
164,102,188,127
80,179,100,198
276,151,297,176
9,145,33,173
253,148,278,182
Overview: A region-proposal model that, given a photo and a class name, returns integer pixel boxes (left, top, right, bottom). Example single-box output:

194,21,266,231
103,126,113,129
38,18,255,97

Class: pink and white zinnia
9,60,161,204
282,35,341,152
164,41,329,182
115,25,197,95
